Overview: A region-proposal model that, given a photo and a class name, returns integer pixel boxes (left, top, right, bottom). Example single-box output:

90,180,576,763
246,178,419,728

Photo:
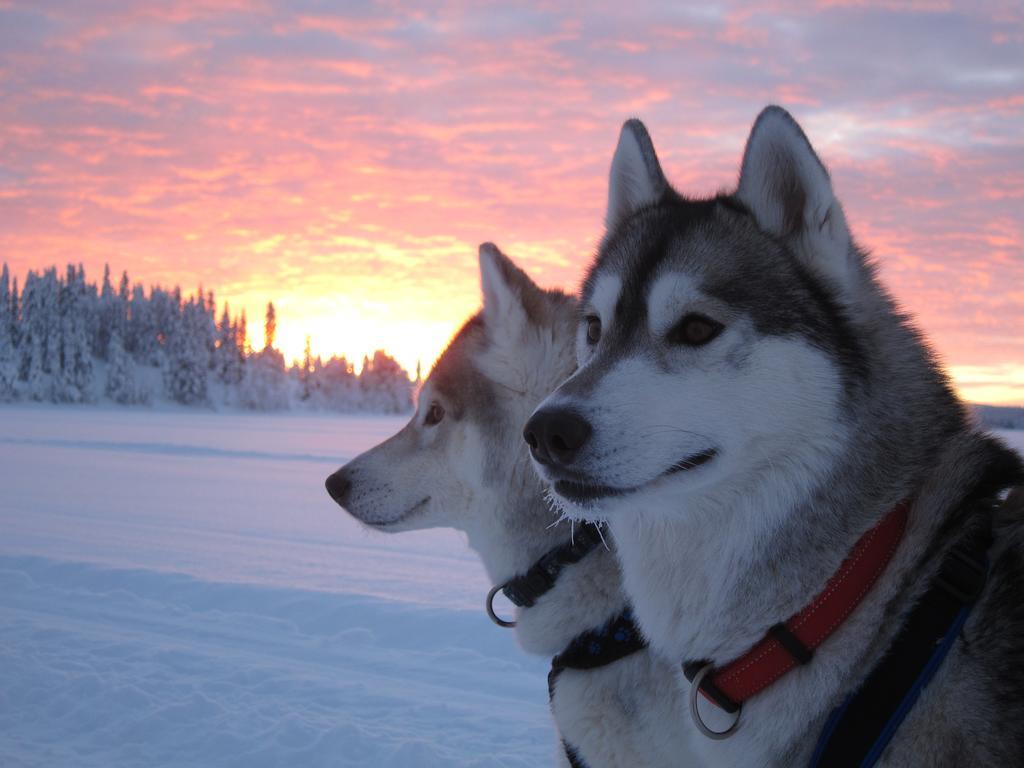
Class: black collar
549,608,647,677
548,608,649,768
487,524,605,627
483,524,643,768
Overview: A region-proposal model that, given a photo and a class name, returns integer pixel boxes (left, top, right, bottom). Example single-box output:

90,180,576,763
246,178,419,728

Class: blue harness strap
809,508,994,768
809,603,976,768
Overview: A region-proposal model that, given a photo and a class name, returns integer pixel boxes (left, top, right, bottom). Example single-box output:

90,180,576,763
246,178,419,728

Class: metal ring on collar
486,583,516,628
689,663,741,740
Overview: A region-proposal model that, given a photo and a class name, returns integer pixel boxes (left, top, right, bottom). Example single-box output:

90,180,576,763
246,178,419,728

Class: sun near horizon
1,3,1022,404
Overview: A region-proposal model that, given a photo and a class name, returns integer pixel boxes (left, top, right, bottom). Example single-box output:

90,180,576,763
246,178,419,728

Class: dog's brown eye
585,316,601,345
668,314,724,347
424,402,445,426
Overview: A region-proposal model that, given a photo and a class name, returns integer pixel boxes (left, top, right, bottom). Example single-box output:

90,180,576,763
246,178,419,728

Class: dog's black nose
325,469,352,505
523,408,592,467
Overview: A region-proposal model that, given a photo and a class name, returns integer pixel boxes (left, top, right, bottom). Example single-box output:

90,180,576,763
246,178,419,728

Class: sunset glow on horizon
1,2,1022,403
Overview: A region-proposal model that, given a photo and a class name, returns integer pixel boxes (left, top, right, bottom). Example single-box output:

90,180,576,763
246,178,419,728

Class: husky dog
325,244,695,767
526,107,1024,766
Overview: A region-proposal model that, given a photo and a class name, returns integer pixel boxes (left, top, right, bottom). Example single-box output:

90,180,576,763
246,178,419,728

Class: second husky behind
327,244,695,767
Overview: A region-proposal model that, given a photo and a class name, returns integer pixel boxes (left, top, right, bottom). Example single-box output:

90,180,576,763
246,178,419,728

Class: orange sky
0,1,1022,404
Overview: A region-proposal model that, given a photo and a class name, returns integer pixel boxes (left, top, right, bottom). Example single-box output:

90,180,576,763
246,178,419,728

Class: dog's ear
478,242,546,340
737,106,855,295
605,119,669,231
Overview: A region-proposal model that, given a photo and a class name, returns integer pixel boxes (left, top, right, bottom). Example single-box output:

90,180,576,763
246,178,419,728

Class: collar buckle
503,567,556,607
486,524,606,626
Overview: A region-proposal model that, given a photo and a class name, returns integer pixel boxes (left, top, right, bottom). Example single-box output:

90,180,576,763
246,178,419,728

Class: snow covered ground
0,405,555,767
1,405,1021,767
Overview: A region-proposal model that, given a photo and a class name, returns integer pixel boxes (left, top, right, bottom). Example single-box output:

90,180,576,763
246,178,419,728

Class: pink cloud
0,1,1021,402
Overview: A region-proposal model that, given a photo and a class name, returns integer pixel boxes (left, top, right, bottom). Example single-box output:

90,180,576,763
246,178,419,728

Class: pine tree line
0,262,415,413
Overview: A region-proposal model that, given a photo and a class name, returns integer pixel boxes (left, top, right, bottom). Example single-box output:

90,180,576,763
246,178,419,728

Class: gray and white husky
527,107,1024,766
325,244,695,767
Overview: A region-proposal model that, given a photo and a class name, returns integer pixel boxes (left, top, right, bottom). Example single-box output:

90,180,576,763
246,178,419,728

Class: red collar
687,499,910,717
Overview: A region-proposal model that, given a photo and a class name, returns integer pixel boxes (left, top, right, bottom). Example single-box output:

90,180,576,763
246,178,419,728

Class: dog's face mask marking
527,113,861,521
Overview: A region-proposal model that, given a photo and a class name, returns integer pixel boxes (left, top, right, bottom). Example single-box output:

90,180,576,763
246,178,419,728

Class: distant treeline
0,263,415,413
974,404,1024,431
